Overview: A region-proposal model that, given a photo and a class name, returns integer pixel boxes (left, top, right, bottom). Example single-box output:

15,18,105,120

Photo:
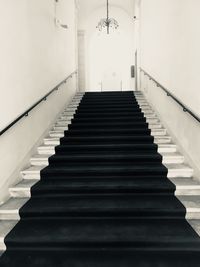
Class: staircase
1,91,200,266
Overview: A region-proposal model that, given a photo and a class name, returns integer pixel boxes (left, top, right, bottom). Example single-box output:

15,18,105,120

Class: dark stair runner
1,91,200,266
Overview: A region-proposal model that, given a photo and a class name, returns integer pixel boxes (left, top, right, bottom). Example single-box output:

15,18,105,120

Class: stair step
38,145,55,155
0,220,18,250
54,126,68,131
62,111,76,116
56,120,71,126
21,163,193,180
44,138,60,145
177,196,200,219
165,164,193,178
21,166,45,180
30,152,183,166
158,144,177,153
0,198,28,220
161,152,184,164
154,136,172,144
30,154,49,166
188,220,200,236
16,195,187,218
4,218,200,250
49,131,64,138
170,178,200,196
151,129,167,136
10,180,38,198
9,177,200,199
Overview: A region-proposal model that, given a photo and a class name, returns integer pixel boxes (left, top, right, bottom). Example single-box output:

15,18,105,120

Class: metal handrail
140,68,200,124
0,70,77,136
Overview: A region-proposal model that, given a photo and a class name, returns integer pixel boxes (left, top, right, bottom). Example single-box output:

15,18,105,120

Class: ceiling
77,0,135,21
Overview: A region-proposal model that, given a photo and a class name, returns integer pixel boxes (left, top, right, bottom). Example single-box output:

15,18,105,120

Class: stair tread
5,218,200,248
178,196,200,209
0,198,28,213
10,180,38,189
19,195,185,218
0,220,18,240
170,178,200,187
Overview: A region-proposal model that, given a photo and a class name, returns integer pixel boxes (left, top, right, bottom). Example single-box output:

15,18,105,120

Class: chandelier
96,0,119,34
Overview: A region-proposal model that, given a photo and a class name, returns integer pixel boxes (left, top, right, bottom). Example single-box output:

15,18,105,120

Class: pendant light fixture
96,0,119,34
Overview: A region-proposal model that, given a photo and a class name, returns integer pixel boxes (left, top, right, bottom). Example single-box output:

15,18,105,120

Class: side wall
0,0,77,202
139,0,200,177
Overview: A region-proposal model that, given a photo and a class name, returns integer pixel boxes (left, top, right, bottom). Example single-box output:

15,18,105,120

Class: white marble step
165,164,193,178
49,130,65,138
43,136,172,147
53,126,68,131
44,138,60,145
148,123,162,129
60,115,74,120
57,118,160,124
151,129,167,136
0,220,18,250
48,131,171,141
21,166,45,180
8,178,200,200
0,198,28,220
158,144,177,153
143,111,157,115
64,108,77,113
62,111,76,116
30,152,183,167
170,178,200,196
141,108,154,112
145,114,158,119
53,122,162,130
10,180,38,198
30,154,50,166
37,143,178,156
188,220,200,236
177,196,200,219
21,163,192,180
4,195,200,222
146,118,160,124
56,120,71,126
38,145,55,155
154,136,172,144
161,152,184,164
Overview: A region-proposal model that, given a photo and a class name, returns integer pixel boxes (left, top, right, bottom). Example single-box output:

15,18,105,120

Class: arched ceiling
77,0,135,27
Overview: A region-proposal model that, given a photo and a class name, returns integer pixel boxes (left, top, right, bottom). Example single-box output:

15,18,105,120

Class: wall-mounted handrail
140,68,200,124
0,70,77,136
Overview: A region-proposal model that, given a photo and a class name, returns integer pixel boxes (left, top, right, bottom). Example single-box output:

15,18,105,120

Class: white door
89,30,134,91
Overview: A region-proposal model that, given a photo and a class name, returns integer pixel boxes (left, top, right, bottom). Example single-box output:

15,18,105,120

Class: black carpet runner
1,91,200,266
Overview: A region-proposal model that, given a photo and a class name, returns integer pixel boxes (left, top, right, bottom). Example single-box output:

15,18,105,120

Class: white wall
140,0,200,116
0,0,77,202
139,0,200,176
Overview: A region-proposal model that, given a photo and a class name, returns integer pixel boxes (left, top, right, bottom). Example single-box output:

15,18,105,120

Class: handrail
0,70,77,136
140,68,200,124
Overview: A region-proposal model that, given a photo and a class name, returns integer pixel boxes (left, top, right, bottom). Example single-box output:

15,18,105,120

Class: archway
84,6,135,91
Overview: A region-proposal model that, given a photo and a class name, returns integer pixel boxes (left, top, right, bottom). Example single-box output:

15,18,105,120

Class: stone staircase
0,91,200,254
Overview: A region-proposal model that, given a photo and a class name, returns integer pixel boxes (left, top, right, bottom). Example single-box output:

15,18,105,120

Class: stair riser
167,169,193,178
1,203,200,221
49,132,64,138
10,188,200,199
151,130,167,136
158,146,177,153
21,168,192,180
37,145,177,155
56,124,162,130
154,138,172,144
